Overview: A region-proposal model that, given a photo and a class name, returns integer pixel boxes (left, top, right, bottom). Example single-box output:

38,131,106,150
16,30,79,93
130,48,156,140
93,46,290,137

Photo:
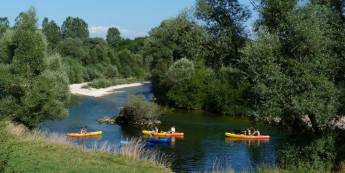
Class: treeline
43,16,148,83
1,10,148,85
145,0,345,134
0,7,148,128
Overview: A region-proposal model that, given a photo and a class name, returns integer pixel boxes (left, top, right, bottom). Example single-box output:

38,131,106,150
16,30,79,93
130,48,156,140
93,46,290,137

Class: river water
39,84,285,172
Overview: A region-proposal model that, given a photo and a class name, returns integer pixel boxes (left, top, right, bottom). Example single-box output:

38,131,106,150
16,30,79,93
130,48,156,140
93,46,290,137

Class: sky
0,0,258,39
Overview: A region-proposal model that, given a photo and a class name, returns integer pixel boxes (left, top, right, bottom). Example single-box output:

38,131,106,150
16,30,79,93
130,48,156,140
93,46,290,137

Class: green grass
0,121,171,173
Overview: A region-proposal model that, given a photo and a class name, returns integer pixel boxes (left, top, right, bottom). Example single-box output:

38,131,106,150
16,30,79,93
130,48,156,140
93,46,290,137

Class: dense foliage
0,8,70,128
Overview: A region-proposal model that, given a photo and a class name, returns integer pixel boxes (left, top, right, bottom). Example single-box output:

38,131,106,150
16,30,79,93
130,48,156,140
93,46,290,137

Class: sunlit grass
0,120,171,173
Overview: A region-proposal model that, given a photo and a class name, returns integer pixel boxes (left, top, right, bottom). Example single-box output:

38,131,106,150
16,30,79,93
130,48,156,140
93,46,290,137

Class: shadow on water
39,83,290,172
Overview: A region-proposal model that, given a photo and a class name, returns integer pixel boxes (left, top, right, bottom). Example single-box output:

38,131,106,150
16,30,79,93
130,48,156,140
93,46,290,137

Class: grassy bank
0,120,171,173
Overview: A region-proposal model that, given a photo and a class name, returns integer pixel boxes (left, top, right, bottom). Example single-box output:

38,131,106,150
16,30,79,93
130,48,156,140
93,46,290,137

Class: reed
84,138,171,167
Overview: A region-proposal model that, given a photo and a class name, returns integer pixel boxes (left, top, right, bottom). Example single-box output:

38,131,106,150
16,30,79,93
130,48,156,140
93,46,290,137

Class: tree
85,37,110,65
61,16,89,40
57,38,87,63
0,30,15,64
12,7,47,77
106,27,121,48
242,5,339,133
117,49,145,78
167,66,210,109
0,17,9,36
42,17,61,48
311,0,345,21
255,0,297,33
19,70,70,128
196,0,251,69
144,14,207,77
0,8,70,128
205,67,252,115
166,58,194,84
62,57,86,83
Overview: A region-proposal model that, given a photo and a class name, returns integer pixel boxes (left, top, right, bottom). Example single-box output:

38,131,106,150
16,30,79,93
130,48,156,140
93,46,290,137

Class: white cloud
89,25,147,39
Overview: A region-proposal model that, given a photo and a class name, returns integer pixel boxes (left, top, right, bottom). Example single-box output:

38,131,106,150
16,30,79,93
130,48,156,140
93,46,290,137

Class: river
39,83,285,172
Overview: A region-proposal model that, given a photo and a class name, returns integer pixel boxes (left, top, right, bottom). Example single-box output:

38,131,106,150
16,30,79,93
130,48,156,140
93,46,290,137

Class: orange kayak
142,130,184,137
67,131,102,137
225,132,270,140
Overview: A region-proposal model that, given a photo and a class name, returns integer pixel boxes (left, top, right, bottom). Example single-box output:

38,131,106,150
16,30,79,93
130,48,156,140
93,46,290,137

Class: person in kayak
252,128,261,136
80,127,87,134
246,128,252,136
169,126,176,133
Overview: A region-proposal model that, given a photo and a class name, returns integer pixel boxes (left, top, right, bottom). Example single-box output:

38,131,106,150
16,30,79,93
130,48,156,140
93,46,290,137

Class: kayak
146,137,171,143
225,132,270,140
142,130,184,137
67,131,102,137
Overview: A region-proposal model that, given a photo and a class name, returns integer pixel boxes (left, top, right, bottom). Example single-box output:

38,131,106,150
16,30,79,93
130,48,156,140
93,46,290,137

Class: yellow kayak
67,131,102,137
142,130,184,137
225,132,270,140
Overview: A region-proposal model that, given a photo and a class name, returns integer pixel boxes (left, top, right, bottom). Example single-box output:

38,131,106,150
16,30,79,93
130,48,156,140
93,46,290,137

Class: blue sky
0,0,258,39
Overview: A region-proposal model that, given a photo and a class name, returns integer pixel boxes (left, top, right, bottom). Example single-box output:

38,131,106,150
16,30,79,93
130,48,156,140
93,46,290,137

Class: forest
1,0,345,172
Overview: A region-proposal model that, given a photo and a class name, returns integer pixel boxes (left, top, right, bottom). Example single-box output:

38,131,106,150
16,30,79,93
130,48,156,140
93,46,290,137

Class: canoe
142,130,184,137
67,131,102,137
225,132,270,140
146,137,171,143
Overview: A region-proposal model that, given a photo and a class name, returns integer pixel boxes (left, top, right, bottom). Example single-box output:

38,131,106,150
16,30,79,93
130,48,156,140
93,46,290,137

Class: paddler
80,127,87,134
252,128,261,136
169,126,176,133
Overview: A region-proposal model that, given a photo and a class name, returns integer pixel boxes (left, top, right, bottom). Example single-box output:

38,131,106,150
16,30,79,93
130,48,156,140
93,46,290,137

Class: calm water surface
39,84,285,172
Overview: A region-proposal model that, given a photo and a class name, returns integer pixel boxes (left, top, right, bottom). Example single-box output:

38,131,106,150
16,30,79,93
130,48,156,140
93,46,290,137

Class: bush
119,95,161,122
277,135,336,170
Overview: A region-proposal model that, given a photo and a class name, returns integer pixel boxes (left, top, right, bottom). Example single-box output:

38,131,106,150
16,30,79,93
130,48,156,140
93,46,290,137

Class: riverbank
0,120,170,173
69,81,151,97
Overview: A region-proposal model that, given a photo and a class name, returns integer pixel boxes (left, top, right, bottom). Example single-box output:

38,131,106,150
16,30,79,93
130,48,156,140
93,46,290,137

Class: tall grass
5,122,170,169
85,138,170,167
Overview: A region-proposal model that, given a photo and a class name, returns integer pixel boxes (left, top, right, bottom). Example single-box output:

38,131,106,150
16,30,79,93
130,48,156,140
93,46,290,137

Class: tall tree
106,27,121,48
12,7,47,77
61,16,89,40
311,0,345,113
242,5,339,133
0,17,9,36
144,14,207,74
0,8,70,128
256,0,297,33
196,0,251,69
42,17,62,48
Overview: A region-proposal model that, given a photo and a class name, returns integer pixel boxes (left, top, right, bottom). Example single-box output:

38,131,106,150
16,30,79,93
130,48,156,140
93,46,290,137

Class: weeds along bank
0,120,171,173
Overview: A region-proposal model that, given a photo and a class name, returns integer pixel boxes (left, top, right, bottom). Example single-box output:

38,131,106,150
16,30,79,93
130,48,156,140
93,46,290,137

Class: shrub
119,95,161,122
